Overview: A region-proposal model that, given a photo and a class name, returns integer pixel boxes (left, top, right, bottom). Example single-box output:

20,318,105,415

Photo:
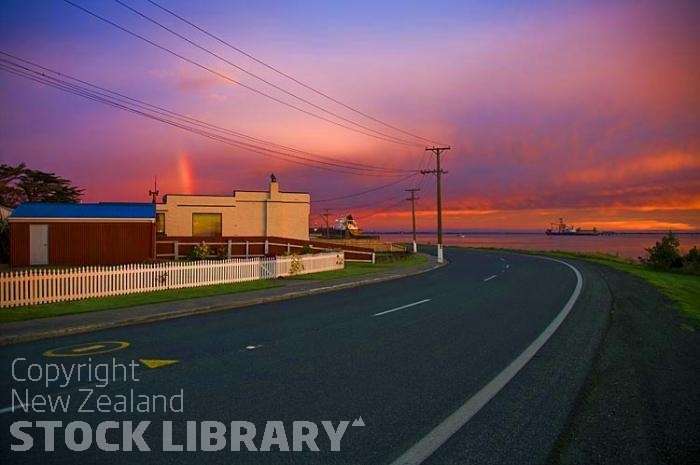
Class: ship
545,218,600,236
309,214,379,239
332,214,364,238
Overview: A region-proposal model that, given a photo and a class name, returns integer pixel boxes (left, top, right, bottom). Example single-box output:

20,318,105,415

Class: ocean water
379,232,700,260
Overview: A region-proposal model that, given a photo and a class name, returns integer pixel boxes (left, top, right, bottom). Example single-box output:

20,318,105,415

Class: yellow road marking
44,341,130,357
139,359,179,369
71,344,105,353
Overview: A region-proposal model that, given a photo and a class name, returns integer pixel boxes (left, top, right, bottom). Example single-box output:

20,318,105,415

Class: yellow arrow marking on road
139,359,179,369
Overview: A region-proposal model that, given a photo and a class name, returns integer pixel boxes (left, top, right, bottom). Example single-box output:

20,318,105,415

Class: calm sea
379,232,700,260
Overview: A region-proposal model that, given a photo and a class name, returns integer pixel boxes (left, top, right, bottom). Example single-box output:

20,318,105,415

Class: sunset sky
1,0,698,231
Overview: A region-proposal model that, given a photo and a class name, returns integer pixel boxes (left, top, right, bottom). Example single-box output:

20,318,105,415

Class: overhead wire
1,52,411,174
361,198,409,219
8,0,442,220
312,173,418,203
59,1,440,212
0,53,414,177
145,0,445,147
62,0,420,147
112,0,422,148
1,52,430,228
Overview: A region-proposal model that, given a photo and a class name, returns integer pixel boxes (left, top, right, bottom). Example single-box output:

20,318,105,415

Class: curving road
0,248,611,464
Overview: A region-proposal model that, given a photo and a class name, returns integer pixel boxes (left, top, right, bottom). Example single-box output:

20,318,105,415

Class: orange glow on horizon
346,207,700,232
575,220,694,231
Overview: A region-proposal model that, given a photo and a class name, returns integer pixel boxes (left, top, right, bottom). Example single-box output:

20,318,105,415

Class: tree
0,163,83,262
0,163,83,208
0,163,27,208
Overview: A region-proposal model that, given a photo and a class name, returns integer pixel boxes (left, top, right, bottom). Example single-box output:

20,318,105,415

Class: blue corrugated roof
10,203,155,219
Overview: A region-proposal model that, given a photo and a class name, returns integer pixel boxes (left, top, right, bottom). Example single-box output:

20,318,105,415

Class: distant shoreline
372,231,700,236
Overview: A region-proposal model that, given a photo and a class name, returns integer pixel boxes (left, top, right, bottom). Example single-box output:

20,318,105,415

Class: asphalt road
0,248,611,464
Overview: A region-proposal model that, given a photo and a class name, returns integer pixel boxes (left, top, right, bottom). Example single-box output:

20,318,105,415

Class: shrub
683,246,700,273
640,232,683,270
188,242,210,261
289,254,304,275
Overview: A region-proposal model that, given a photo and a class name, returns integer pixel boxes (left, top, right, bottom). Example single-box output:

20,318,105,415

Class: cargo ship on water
546,218,600,236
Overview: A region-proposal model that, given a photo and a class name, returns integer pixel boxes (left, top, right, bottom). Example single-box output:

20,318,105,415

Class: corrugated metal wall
10,222,155,267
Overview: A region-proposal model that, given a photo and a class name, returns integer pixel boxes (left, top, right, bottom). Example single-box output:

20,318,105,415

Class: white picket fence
0,252,344,308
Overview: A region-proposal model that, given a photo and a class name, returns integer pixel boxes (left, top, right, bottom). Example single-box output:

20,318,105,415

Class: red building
8,203,156,267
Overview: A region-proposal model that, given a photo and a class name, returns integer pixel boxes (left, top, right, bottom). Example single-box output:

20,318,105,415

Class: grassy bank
477,248,700,327
288,253,430,281
0,280,281,324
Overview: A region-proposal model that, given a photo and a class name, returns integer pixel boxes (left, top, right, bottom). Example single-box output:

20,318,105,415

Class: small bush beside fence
0,252,344,308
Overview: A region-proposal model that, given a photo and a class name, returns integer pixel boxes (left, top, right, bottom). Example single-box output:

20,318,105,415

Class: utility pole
149,176,159,204
321,208,331,238
405,188,420,253
421,146,450,263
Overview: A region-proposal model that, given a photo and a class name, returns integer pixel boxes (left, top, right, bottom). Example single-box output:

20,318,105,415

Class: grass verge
476,247,700,327
288,253,430,281
0,280,281,324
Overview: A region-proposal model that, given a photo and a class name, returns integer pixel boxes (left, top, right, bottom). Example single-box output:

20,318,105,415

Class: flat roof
10,203,156,219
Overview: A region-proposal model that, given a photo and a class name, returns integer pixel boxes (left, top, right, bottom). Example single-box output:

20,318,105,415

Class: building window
192,213,222,237
156,213,165,236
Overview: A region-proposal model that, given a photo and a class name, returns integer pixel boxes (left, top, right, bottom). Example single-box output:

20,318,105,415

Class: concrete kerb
0,256,445,346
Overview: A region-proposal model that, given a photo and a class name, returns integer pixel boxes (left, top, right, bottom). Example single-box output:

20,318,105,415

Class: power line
1,52,411,174
360,198,408,220
0,61,379,177
312,173,418,203
0,52,414,177
62,0,419,147
312,196,407,223
146,0,445,147
113,0,422,147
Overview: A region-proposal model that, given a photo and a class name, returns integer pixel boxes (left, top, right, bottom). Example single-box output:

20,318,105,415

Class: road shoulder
551,263,700,465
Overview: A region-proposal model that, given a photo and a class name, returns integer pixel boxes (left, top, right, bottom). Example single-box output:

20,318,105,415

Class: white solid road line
388,257,584,465
372,299,432,317
483,274,498,282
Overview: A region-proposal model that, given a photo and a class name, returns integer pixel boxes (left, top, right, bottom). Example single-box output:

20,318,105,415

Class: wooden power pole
421,146,450,263
321,208,331,238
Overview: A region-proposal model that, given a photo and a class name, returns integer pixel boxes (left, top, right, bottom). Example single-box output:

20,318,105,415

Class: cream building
156,176,310,241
